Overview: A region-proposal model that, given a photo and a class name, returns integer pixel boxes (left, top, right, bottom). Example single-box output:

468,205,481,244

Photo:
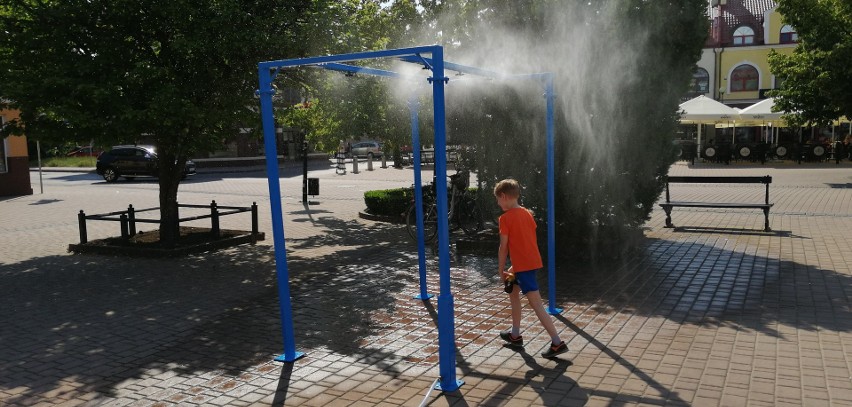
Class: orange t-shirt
498,207,543,273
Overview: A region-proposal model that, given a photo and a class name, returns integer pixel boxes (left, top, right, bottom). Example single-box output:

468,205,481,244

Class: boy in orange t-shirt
494,178,567,358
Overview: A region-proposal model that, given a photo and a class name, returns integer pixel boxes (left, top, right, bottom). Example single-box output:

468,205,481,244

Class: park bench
660,175,773,232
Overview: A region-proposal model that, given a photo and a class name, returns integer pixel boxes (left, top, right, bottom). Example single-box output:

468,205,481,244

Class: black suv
96,145,196,182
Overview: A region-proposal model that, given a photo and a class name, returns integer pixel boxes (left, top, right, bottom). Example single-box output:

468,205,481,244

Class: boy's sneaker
541,341,568,358
499,331,523,347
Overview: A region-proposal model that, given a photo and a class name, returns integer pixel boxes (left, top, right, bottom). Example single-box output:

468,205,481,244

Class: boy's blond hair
493,178,521,198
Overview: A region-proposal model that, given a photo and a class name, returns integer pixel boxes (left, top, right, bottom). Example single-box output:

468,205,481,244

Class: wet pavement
1,159,851,406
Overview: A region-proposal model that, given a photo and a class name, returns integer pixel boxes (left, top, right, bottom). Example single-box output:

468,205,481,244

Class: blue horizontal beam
398,55,551,82
398,55,504,79
262,45,550,83
318,63,404,79
260,45,438,70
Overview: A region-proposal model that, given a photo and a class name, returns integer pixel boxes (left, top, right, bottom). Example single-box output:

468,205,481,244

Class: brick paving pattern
1,159,851,406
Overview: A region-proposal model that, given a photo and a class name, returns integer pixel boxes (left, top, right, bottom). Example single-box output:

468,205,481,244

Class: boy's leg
525,290,560,342
509,283,522,335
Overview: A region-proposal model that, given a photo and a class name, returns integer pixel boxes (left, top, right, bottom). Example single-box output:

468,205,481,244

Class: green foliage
768,0,852,126
280,0,707,256
276,0,425,154
436,0,708,255
363,188,412,218
33,156,96,168
0,0,322,244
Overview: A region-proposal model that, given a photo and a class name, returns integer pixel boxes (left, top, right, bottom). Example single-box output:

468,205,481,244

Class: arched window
780,25,798,44
730,65,759,92
733,26,755,45
690,68,710,94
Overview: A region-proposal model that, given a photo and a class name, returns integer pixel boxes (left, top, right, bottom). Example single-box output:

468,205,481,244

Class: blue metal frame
543,74,562,315
408,95,433,301
257,45,560,393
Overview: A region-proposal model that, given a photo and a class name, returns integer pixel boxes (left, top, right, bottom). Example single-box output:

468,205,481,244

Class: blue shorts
514,269,540,294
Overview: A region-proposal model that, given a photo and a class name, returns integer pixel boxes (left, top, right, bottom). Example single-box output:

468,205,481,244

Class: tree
277,0,424,156
278,0,708,258
767,0,852,126
427,0,709,258
0,0,320,245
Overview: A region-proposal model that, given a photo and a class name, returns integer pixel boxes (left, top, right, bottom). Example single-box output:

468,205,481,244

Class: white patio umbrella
679,95,741,152
739,97,793,145
738,97,785,121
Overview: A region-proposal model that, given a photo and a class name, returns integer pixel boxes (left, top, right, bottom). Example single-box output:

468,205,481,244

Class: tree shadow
0,214,419,404
553,236,852,339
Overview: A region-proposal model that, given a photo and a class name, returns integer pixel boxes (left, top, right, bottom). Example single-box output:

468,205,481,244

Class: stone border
68,228,265,257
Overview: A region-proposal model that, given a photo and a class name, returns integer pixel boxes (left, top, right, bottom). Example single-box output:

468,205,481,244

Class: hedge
363,188,412,218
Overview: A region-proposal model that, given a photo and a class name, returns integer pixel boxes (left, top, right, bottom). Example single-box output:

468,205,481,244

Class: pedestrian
493,178,568,358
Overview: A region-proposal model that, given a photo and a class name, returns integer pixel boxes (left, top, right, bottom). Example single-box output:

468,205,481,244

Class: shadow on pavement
0,215,416,404
419,297,584,407
673,226,798,237
555,236,852,339
556,315,687,405
270,363,293,407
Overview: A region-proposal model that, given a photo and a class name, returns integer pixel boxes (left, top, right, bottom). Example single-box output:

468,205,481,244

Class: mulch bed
68,226,265,257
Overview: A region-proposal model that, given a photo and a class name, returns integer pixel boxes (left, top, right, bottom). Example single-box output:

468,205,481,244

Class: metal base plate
435,379,464,392
415,293,435,300
274,352,306,363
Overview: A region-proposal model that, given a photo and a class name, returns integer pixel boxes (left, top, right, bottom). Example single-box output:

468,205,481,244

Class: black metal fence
77,201,258,244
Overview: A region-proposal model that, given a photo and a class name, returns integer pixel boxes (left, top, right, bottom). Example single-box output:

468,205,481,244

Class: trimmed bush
364,188,412,218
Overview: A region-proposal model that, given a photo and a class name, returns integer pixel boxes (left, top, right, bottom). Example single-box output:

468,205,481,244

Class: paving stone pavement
1,159,851,406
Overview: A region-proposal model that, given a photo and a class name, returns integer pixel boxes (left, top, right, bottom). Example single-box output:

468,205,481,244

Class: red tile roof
708,0,778,46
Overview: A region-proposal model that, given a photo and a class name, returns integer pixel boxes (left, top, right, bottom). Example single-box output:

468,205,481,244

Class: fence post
251,202,259,236
127,204,136,236
120,214,129,239
211,200,220,238
78,210,88,244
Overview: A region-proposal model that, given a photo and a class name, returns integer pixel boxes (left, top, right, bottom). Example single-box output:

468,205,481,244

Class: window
730,65,759,92
733,26,755,45
690,68,710,94
780,25,798,44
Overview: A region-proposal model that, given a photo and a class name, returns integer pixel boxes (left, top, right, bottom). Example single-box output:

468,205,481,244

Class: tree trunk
158,150,185,248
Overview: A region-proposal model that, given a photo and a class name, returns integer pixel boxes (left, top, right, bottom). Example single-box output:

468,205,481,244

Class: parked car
96,145,196,182
349,141,382,159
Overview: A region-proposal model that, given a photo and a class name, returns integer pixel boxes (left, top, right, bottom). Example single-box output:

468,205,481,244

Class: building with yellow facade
679,0,852,160
690,0,795,107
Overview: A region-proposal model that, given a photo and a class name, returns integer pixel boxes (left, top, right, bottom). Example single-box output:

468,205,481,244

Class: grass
32,156,97,168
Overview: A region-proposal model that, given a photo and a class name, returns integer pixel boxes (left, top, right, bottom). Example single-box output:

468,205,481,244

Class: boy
494,178,567,358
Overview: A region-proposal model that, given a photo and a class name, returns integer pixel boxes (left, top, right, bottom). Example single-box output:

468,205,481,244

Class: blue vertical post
431,46,463,392
544,74,562,315
258,65,304,362
409,95,433,300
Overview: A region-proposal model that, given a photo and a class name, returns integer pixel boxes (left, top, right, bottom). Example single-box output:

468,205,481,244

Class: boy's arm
498,233,509,280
